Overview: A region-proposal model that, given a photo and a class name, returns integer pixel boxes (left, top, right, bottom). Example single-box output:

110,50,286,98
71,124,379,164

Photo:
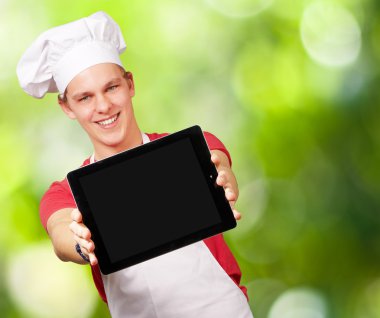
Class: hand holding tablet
70,208,97,265
68,126,237,274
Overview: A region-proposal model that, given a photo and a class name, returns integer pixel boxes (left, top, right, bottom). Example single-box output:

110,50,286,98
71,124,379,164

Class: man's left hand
210,150,241,220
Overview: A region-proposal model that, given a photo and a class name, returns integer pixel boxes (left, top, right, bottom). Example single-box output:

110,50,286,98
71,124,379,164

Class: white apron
94,133,253,318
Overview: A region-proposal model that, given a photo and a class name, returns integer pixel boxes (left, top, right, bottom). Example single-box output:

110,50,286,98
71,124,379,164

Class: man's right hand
69,208,98,266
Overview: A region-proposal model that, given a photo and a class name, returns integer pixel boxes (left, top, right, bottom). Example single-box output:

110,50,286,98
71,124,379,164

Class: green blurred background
1,0,380,317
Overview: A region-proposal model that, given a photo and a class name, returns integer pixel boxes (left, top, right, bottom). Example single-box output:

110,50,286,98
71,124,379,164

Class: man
17,11,253,318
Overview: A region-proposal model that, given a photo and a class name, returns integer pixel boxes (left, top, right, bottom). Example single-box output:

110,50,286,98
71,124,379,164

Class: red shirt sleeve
39,179,77,231
202,131,232,166
39,158,90,231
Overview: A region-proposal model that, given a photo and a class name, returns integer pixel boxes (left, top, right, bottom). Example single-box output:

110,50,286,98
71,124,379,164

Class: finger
69,221,91,240
89,253,98,266
73,235,95,253
233,209,242,221
76,243,97,266
225,188,238,202
211,153,221,167
216,171,228,187
71,208,83,223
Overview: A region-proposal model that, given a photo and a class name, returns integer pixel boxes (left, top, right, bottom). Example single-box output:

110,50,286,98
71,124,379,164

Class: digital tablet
67,125,236,274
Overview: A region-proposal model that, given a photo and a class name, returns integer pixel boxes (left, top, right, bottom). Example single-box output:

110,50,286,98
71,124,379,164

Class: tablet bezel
67,125,236,274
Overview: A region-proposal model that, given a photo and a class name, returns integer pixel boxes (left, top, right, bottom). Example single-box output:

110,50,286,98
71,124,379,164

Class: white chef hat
16,11,126,99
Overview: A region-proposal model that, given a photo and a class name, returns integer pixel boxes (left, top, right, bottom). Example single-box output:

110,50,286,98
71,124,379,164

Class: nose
95,94,112,113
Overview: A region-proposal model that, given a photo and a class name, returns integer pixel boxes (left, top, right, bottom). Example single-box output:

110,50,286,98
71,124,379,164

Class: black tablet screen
78,138,221,263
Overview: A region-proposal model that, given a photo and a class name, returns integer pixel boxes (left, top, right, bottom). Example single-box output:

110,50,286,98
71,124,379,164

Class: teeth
98,114,118,126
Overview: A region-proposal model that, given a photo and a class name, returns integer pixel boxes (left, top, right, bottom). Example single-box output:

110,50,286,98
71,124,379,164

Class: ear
58,97,76,120
125,72,135,97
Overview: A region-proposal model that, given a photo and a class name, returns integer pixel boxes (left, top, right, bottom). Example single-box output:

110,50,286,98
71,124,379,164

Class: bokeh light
301,2,361,67
268,287,328,318
6,242,97,318
246,278,287,318
232,178,306,265
233,178,268,236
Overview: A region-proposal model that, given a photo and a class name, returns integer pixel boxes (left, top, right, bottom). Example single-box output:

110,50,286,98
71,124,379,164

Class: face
59,63,140,157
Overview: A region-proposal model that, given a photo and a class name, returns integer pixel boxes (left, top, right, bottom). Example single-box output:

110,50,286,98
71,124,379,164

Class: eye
79,95,90,102
107,85,118,92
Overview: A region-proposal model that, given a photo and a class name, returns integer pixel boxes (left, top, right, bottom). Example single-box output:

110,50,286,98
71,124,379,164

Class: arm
47,208,98,265
210,149,241,220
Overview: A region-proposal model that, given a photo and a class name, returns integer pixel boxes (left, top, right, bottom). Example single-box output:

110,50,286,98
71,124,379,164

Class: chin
103,139,125,148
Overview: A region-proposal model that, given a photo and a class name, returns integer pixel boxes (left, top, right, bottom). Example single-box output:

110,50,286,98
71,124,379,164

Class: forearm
47,208,88,265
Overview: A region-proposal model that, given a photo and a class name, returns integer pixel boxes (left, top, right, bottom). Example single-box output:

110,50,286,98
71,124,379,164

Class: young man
17,11,253,318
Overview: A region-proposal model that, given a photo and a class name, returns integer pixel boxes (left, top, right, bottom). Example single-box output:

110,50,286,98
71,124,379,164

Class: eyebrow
70,78,122,100
71,91,92,100
103,78,122,88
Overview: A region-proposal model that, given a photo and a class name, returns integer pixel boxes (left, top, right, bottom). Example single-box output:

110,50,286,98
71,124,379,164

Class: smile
96,113,120,126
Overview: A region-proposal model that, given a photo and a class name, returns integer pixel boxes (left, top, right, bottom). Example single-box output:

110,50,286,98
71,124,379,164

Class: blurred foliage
1,0,379,317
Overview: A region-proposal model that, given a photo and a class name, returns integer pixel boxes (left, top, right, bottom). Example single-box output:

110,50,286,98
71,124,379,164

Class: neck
92,123,143,161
